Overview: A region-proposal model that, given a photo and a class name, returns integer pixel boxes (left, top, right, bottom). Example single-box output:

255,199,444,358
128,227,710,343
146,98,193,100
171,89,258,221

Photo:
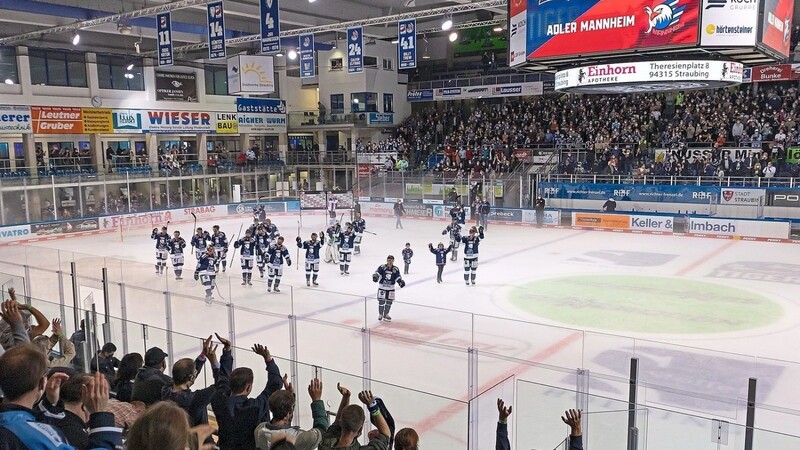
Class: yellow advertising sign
215,112,238,134
81,108,113,134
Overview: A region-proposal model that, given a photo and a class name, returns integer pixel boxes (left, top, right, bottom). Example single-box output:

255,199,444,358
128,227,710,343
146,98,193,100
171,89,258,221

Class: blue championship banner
398,19,417,69
300,33,315,78
157,12,173,67
260,0,280,53
347,26,364,74
207,1,226,60
540,182,718,204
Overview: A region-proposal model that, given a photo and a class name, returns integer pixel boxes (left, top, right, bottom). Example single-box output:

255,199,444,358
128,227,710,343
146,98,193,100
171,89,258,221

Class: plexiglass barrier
4,247,800,449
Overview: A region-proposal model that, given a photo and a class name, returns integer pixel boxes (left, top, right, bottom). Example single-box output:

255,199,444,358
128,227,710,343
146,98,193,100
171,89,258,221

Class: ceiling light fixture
126,63,134,71
441,18,453,31
449,32,458,42
124,73,134,79
4,79,13,85
276,51,284,57
493,26,503,32
288,49,298,60
71,32,81,46
391,39,399,44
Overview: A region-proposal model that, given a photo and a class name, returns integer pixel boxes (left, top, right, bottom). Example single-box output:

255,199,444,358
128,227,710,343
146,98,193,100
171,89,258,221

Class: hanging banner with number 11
260,0,281,53
207,0,226,60
157,12,173,67
398,18,416,69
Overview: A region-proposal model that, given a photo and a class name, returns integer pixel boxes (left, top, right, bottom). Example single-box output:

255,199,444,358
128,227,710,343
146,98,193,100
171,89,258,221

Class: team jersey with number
374,264,403,291
152,231,170,249
168,238,186,254
266,245,291,265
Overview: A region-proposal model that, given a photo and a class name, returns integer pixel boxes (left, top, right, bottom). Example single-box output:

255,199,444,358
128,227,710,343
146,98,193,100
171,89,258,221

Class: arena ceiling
0,0,506,61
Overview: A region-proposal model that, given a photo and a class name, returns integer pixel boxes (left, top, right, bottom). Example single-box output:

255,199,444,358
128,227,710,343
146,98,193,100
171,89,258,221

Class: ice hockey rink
3,212,800,449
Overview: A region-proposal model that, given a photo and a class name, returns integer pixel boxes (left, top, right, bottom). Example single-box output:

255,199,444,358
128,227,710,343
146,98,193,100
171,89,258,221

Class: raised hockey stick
363,230,378,236
191,212,197,231
227,223,244,267
295,221,301,271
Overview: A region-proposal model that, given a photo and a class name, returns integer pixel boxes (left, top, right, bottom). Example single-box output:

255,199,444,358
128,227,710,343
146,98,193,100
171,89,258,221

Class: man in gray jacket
254,378,328,450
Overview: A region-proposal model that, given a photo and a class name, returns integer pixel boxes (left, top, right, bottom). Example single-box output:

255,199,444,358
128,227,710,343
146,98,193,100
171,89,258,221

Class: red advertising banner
526,0,700,59
759,0,794,58
751,64,800,82
31,107,84,134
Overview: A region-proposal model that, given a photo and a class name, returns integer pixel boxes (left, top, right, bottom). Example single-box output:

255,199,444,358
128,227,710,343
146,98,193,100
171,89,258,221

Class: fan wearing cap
131,346,206,406
371,255,405,322
254,378,328,450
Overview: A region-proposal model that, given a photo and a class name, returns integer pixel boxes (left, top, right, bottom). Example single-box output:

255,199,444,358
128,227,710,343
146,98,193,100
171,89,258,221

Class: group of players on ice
149,202,486,323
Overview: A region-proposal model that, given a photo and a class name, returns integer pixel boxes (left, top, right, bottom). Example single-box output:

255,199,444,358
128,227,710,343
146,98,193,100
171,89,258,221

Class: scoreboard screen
509,0,701,64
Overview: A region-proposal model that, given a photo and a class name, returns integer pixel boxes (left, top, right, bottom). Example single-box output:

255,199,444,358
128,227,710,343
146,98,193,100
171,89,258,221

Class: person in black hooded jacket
212,339,283,450
162,335,230,426
131,346,205,406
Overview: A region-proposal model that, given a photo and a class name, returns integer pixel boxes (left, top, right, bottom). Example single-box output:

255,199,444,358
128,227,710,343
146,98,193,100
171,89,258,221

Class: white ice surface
4,213,800,449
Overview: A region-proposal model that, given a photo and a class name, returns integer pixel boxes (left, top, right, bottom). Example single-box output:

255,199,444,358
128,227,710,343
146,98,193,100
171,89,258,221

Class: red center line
675,239,738,276
410,331,583,436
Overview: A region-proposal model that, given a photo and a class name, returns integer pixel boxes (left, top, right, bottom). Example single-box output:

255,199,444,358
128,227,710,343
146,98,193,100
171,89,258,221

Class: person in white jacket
763,162,776,178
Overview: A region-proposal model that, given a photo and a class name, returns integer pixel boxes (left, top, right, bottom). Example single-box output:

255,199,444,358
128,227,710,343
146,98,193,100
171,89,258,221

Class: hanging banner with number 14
157,12,173,67
398,18,416,69
207,1,226,60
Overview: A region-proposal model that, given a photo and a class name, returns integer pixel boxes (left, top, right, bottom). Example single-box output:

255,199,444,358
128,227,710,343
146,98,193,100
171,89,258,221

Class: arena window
97,55,144,91
28,49,87,87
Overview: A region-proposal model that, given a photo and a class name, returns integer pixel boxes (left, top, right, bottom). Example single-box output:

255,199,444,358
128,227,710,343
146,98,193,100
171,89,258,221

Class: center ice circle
509,275,782,334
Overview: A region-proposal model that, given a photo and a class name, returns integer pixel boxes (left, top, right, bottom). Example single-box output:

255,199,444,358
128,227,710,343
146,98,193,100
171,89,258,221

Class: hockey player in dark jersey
460,226,485,286
428,242,453,283
191,227,212,260
401,243,413,275
151,226,170,274
254,225,271,278
195,246,217,305
450,203,466,225
324,222,342,264
247,218,260,237
234,229,258,286
266,236,292,292
352,212,366,255
168,230,187,280
338,224,356,275
371,255,405,322
211,225,229,272
297,232,325,287
442,219,462,262
263,218,280,245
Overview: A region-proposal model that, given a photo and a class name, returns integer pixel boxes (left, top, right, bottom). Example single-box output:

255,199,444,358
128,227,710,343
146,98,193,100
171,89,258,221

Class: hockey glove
296,237,302,243
398,279,406,288
287,259,292,267
152,228,158,234
372,273,380,282
478,226,484,234
442,230,447,235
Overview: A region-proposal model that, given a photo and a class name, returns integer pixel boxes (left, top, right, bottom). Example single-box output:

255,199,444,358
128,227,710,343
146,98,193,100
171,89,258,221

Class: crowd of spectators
392,83,800,181
0,288,584,450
